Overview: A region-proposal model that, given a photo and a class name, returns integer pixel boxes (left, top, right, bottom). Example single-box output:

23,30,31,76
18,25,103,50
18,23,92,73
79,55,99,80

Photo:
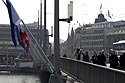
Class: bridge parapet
60,57,125,83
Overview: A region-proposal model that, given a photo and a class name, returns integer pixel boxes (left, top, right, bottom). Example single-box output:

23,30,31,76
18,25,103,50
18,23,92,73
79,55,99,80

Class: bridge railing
60,57,125,83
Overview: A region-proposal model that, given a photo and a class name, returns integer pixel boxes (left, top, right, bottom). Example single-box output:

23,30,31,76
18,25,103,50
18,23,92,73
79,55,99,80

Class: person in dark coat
119,52,125,70
63,54,67,58
97,51,106,66
83,51,89,62
91,51,98,64
109,50,118,69
74,48,80,60
76,49,84,61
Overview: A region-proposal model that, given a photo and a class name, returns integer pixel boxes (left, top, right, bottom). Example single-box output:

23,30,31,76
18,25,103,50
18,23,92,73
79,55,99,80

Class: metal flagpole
28,37,47,69
40,0,43,47
21,20,54,72
40,0,42,29
21,20,63,83
2,0,6,6
37,10,40,45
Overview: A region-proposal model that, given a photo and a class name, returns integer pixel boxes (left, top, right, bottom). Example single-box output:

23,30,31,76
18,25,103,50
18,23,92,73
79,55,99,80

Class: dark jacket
119,54,125,67
83,55,89,62
109,54,118,68
97,54,106,66
91,55,97,64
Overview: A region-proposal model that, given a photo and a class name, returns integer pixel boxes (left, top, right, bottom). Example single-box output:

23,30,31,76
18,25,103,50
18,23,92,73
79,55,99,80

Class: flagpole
100,3,102,14
21,20,63,83
21,20,54,72
38,10,40,44
2,0,6,6
40,0,43,47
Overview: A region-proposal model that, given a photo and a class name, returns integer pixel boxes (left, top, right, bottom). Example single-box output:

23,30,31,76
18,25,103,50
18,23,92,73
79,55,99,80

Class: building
61,13,125,58
0,22,51,64
106,21,125,52
81,22,112,55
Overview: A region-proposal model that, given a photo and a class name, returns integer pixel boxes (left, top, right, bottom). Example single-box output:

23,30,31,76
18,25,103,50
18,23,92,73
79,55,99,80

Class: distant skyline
0,0,125,42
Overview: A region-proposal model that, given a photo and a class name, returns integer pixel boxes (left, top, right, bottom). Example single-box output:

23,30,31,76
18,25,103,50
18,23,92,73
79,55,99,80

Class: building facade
106,21,125,52
0,22,51,64
81,22,114,55
61,17,125,58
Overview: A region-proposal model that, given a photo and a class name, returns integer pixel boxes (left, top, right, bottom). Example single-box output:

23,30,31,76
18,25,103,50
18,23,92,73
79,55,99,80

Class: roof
113,40,125,45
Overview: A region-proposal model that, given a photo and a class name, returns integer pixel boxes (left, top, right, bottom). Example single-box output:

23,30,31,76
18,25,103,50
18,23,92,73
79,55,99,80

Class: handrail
60,57,125,83
63,57,125,74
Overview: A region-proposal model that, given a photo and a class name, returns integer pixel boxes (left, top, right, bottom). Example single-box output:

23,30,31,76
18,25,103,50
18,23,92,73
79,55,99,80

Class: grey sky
0,0,125,42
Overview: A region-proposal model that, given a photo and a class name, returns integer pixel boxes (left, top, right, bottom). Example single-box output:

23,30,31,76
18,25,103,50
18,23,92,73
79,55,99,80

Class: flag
100,3,102,9
6,0,20,47
5,0,30,56
108,10,112,19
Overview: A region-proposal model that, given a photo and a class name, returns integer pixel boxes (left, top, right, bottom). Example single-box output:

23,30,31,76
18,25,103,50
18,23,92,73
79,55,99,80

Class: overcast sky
0,0,125,42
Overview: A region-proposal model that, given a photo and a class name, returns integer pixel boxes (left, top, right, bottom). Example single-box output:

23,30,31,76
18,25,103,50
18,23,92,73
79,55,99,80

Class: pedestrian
78,49,84,61
109,50,118,69
97,50,106,66
83,51,89,62
91,51,98,64
74,48,80,60
63,54,67,58
119,52,125,70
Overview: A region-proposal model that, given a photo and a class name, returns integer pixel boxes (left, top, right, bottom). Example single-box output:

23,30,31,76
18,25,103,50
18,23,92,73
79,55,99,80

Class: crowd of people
73,48,125,70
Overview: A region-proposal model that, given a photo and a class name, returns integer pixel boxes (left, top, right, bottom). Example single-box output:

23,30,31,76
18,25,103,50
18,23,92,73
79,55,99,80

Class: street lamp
43,0,47,55
53,0,73,82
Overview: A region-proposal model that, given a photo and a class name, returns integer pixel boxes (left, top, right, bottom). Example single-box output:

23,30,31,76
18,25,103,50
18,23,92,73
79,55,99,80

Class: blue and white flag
6,0,21,47
5,0,30,56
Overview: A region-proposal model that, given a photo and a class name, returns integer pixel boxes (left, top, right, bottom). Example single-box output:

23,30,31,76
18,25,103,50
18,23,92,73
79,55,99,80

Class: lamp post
54,0,60,73
43,0,47,54
53,0,73,82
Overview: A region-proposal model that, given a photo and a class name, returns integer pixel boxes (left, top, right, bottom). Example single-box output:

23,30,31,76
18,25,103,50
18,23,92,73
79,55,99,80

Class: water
0,74,41,83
